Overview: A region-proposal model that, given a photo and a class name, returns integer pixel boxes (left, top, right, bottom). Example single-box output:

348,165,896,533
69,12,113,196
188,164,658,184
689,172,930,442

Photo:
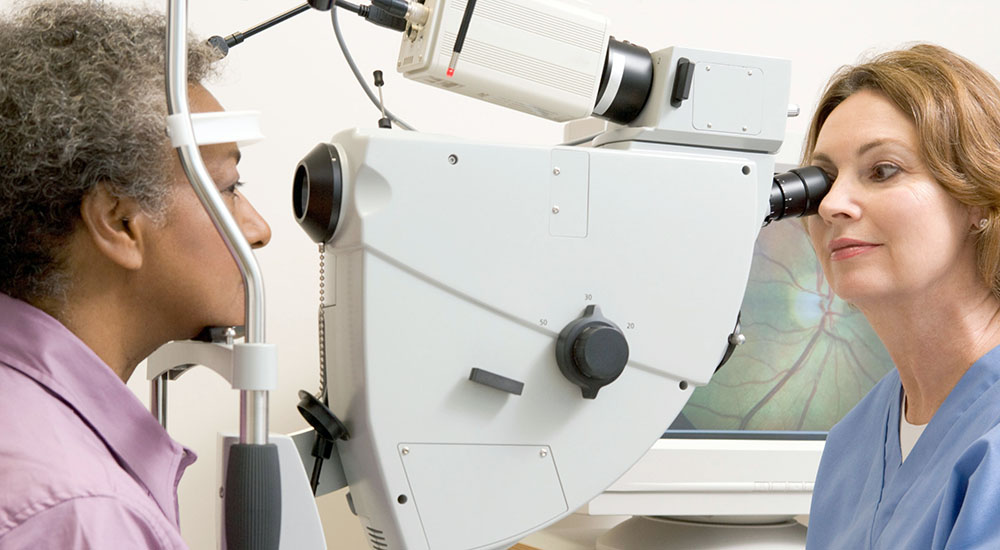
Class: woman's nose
816,175,861,223
239,199,272,249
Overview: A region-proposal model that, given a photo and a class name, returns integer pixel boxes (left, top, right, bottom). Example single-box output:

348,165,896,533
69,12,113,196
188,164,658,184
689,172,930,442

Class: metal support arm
164,1,280,548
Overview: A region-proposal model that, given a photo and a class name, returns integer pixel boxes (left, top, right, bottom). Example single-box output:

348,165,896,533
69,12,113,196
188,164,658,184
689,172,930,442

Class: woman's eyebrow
811,138,912,165
857,138,909,156
811,152,833,165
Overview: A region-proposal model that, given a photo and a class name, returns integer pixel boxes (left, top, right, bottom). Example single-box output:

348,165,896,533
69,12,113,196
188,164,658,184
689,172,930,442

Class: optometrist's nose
817,175,861,223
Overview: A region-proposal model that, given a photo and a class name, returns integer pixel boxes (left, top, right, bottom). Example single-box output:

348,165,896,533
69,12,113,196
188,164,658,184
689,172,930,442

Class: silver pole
239,390,270,444
165,0,268,445
151,373,168,429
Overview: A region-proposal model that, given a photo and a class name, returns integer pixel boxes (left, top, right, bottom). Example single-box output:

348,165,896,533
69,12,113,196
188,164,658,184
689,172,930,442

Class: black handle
225,444,282,550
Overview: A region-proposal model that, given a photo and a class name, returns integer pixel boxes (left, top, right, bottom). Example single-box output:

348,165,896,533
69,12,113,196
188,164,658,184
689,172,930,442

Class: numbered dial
555,305,630,399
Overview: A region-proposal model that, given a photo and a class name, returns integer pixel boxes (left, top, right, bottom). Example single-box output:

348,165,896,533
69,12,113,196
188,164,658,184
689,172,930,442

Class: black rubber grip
225,444,282,550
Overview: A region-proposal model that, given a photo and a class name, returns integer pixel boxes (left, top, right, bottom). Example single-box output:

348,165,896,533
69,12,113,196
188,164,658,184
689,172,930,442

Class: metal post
165,2,280,548
240,390,270,444
151,373,168,429
164,0,269,446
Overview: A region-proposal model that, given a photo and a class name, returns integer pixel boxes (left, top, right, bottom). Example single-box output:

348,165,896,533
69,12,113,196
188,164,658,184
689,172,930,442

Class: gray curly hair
0,1,221,305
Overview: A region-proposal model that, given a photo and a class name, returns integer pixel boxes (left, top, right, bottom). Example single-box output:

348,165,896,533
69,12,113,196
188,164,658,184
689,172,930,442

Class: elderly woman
0,2,270,548
804,44,1000,549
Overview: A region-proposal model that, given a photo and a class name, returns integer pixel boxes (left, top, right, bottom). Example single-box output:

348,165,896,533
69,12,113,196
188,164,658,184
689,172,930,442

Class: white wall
19,0,999,547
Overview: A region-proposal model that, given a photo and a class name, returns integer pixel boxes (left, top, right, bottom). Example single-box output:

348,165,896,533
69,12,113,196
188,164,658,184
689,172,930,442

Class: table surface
517,514,631,550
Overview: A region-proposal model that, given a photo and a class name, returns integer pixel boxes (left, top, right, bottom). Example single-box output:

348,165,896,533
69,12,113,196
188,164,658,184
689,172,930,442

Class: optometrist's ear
79,183,147,271
969,206,989,232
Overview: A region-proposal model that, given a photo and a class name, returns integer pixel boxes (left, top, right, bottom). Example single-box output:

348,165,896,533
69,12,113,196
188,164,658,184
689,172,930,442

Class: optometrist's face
143,85,271,338
805,90,978,307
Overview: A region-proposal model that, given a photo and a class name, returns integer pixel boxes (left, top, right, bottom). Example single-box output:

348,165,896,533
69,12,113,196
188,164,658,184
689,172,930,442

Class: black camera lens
592,38,654,126
293,143,344,244
766,166,830,224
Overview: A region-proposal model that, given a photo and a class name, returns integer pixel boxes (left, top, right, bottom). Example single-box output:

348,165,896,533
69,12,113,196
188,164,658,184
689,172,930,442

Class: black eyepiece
294,143,344,243
592,38,654,125
765,166,831,225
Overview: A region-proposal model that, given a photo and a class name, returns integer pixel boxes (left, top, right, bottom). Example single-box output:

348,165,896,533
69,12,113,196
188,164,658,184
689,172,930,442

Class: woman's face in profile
136,86,273,339
805,89,979,307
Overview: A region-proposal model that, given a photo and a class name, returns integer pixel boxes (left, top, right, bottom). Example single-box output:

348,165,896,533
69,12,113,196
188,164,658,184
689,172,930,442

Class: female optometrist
803,44,1000,549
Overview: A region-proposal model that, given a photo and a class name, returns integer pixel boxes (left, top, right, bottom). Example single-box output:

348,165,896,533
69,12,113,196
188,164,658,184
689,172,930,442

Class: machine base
597,515,806,550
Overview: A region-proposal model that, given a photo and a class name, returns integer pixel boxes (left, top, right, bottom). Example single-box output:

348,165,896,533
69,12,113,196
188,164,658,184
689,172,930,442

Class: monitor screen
585,217,896,522
667,217,894,436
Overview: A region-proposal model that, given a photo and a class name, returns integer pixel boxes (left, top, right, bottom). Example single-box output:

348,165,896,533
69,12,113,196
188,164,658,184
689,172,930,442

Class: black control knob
556,305,630,399
573,326,629,380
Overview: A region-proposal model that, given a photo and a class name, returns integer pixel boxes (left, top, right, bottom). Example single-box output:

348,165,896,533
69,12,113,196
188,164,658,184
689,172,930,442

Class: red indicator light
446,68,455,77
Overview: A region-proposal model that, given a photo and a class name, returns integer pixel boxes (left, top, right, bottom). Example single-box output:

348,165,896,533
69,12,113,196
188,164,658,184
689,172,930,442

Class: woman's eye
871,163,900,182
224,181,246,195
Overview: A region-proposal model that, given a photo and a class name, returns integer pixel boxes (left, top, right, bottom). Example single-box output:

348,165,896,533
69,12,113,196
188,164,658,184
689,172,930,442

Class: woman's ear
969,206,989,232
79,183,149,271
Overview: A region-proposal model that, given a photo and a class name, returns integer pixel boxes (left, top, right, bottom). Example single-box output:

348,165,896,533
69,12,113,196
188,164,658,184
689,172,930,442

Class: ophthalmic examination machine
148,0,830,549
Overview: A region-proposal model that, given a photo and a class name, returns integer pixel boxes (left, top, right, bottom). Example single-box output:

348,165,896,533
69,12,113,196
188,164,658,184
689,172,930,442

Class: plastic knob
573,326,629,380
556,305,630,399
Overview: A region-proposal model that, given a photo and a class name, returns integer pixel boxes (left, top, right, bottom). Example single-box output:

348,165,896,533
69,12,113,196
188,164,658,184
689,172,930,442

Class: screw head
540,449,549,458
742,126,748,132
401,447,410,456
552,206,560,214
553,167,561,175
447,154,458,165
707,122,713,129
747,69,753,76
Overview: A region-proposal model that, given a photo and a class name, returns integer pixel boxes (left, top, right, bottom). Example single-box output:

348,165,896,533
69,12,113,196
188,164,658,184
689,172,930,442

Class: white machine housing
595,49,792,153
398,0,611,121
314,44,792,550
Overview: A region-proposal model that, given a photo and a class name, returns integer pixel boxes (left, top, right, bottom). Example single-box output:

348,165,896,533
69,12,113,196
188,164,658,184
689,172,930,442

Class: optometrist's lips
828,238,882,261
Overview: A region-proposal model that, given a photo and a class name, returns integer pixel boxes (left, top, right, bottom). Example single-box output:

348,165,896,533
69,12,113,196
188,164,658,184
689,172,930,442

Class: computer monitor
585,215,895,548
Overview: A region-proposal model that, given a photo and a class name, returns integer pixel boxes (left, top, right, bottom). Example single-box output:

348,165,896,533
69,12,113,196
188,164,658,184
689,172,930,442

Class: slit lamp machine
148,0,831,548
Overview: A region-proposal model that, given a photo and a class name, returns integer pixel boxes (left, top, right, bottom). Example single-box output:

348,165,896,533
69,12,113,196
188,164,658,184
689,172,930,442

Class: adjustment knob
556,305,630,399
573,326,629,380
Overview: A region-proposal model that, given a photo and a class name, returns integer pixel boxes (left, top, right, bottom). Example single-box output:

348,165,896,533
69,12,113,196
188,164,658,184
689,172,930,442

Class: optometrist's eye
871,163,900,182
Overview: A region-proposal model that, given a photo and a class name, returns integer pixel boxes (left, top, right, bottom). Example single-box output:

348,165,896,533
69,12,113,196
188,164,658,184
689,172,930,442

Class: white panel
549,149,590,237
692,62,764,135
400,444,568,549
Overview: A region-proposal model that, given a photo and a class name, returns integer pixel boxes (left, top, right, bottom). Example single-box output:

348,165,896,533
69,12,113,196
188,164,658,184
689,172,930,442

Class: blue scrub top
807,345,1000,549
